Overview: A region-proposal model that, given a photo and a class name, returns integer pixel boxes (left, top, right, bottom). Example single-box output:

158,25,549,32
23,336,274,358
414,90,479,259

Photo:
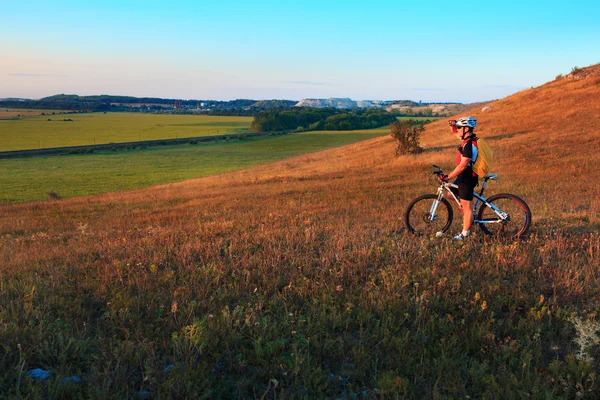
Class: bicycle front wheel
405,194,453,236
477,193,532,238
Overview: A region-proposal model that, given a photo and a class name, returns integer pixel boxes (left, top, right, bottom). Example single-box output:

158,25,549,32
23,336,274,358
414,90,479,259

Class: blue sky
1,0,599,102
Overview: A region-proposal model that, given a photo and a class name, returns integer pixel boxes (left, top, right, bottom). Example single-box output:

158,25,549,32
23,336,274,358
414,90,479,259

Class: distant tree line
0,100,110,112
250,108,397,132
0,95,297,115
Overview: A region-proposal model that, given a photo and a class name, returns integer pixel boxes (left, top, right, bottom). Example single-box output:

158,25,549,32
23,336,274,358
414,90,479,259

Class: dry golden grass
1,64,599,398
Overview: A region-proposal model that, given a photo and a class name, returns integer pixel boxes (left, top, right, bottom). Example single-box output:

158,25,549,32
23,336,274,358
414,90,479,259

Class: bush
47,191,61,200
390,121,424,156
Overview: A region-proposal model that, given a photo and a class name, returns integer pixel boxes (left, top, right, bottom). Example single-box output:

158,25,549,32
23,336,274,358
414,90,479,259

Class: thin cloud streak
287,81,330,86
411,88,445,92
10,73,67,77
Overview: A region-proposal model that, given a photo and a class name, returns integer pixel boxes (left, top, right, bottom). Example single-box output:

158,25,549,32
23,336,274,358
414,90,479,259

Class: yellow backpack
472,137,493,177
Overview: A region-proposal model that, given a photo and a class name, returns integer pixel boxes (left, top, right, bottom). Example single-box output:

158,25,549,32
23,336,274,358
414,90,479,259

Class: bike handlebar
432,165,448,183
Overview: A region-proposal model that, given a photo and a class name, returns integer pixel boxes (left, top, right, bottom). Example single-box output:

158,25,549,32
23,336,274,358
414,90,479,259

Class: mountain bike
404,165,532,238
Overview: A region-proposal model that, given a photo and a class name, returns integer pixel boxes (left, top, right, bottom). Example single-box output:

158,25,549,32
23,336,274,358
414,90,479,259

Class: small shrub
390,120,424,156
47,191,61,200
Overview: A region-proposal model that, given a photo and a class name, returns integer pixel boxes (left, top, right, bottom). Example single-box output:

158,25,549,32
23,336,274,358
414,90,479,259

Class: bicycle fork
427,188,445,221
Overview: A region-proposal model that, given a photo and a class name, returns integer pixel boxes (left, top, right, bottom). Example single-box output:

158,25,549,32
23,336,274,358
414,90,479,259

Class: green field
0,128,388,203
0,108,72,119
0,112,253,151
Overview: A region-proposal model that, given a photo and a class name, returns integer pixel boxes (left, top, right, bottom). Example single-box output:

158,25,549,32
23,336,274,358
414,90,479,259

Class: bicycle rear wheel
405,194,453,236
477,193,532,238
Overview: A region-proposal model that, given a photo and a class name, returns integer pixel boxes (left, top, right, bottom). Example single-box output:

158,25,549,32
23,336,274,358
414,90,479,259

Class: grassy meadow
0,65,600,398
0,108,70,119
0,129,387,203
0,112,253,151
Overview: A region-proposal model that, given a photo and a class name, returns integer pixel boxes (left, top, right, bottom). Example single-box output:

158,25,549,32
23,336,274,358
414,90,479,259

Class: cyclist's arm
447,156,471,180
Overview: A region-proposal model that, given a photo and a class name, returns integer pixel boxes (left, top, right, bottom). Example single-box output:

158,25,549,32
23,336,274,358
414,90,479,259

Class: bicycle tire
405,194,453,235
477,193,532,238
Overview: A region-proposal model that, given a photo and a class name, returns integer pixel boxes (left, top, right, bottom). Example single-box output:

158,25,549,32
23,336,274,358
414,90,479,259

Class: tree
390,121,424,156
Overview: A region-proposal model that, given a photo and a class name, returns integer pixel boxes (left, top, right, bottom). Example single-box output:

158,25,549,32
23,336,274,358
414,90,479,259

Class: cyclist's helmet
455,116,477,128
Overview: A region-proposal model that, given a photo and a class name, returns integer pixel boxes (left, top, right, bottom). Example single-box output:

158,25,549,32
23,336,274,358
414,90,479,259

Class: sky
1,0,599,103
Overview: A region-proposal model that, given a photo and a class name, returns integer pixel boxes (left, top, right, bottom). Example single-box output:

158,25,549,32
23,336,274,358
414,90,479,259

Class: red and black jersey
456,135,479,178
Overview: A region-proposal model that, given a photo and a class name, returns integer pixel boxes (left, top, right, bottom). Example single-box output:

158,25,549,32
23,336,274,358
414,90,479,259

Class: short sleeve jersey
456,136,478,178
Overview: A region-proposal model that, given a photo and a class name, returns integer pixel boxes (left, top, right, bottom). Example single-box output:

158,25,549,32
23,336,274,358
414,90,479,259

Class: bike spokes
478,194,531,238
405,195,452,236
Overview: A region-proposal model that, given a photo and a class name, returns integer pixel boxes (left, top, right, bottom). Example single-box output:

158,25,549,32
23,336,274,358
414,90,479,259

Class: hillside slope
1,64,599,398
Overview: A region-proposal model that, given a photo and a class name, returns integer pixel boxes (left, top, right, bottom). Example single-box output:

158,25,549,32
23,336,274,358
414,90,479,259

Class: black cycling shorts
451,175,478,201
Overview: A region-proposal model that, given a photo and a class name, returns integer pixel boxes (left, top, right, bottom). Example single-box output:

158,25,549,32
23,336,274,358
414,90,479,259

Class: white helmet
456,116,477,128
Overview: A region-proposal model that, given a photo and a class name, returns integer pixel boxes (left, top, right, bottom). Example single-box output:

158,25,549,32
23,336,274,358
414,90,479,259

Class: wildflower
336,285,343,292
481,301,487,311
474,292,481,301
568,316,600,362
171,301,178,314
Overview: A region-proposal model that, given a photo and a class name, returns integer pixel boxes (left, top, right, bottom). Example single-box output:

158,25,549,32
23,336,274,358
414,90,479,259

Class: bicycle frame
428,179,508,225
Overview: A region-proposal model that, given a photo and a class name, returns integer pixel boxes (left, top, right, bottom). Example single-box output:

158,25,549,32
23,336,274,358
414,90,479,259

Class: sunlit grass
0,64,599,398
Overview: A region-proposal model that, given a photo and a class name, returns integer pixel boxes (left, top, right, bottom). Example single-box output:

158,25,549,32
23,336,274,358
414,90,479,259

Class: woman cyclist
439,116,479,240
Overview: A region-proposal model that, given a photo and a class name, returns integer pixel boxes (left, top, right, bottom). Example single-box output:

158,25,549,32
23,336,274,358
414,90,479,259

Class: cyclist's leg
460,199,474,231
449,176,462,199
458,177,477,232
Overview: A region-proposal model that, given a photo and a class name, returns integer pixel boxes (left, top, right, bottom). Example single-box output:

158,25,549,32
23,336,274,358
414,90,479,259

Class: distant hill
0,95,297,114
295,98,396,109
295,97,475,116
3,93,476,116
